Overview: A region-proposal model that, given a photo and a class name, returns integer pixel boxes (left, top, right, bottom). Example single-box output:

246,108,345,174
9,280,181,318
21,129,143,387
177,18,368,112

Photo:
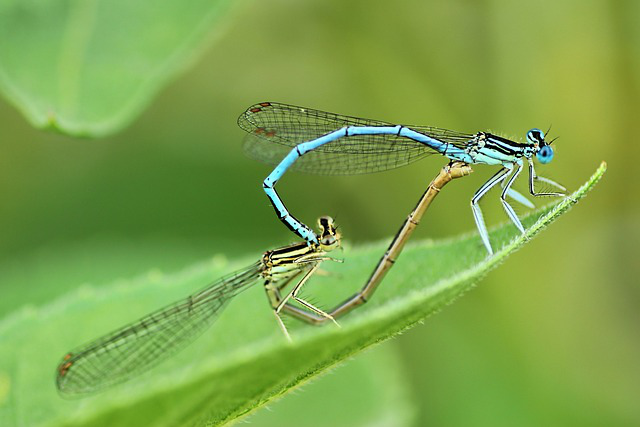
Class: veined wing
56,262,263,396
239,102,473,175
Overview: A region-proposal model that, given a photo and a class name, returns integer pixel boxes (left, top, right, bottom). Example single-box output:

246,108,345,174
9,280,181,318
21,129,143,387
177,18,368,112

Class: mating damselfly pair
56,102,566,395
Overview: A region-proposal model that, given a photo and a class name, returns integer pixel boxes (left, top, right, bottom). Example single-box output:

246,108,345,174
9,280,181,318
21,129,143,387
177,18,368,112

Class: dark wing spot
58,361,73,377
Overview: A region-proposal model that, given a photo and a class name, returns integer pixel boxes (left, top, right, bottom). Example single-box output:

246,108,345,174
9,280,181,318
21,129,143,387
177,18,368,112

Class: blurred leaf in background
0,0,236,136
0,0,638,426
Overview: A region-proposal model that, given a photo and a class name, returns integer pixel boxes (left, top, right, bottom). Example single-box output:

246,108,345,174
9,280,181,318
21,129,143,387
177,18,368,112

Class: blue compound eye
527,128,545,144
537,145,554,164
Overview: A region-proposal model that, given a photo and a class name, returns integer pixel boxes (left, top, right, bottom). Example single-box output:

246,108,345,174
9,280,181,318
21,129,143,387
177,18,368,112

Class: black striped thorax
262,242,318,268
466,132,535,162
261,242,321,284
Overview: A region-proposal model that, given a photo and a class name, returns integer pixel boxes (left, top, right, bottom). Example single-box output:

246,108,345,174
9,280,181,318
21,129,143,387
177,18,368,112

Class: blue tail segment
262,125,465,243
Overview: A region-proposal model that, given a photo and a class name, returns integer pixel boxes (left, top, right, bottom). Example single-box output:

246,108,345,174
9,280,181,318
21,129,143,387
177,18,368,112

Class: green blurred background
1,0,638,425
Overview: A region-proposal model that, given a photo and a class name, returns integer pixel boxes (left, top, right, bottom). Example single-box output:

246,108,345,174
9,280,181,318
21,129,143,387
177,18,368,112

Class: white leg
501,179,534,208
471,167,512,255
500,162,525,234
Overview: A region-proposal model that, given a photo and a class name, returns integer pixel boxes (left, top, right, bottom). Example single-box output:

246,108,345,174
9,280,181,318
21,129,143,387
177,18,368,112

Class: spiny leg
272,309,292,342
536,175,566,192
528,159,566,198
264,279,294,340
267,280,327,329
292,297,340,327
276,264,339,326
500,162,525,234
471,167,512,255
290,278,340,328
275,264,319,312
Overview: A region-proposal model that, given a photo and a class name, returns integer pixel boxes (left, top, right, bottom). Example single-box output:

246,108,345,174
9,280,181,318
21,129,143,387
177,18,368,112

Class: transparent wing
56,262,264,396
239,102,473,175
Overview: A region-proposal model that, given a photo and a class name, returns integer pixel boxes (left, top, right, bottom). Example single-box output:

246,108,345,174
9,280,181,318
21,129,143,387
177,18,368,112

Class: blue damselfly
239,102,567,255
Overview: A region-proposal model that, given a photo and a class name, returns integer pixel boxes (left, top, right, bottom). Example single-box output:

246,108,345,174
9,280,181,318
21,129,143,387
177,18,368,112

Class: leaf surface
0,162,606,426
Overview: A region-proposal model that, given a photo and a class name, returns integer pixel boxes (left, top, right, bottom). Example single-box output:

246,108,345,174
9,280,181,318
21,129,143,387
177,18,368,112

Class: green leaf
0,162,605,426
243,345,415,427
0,0,235,136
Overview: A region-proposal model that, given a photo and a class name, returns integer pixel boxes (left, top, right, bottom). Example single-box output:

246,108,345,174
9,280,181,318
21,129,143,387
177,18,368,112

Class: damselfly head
317,216,341,251
527,128,555,164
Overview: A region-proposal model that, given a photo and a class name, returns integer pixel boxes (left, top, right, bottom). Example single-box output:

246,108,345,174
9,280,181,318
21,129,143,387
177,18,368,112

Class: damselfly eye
537,145,554,164
321,236,336,246
527,128,545,144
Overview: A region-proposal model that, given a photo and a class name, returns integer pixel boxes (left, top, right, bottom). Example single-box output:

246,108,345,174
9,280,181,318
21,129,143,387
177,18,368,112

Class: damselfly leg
528,158,567,197
471,167,513,255
278,264,339,326
500,162,526,234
